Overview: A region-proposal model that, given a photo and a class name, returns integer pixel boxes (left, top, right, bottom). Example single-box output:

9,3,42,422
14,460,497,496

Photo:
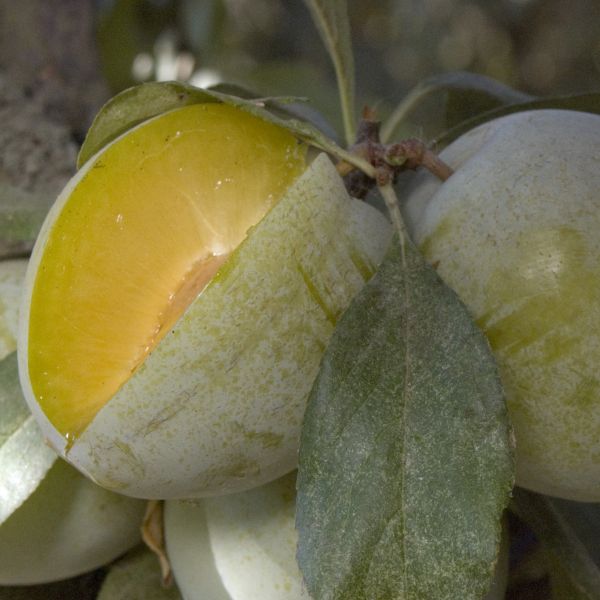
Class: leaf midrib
400,241,411,597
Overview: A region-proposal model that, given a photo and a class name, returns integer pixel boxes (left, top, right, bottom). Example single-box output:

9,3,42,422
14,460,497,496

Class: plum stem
336,108,454,199
377,176,408,268
378,177,404,234
142,500,173,586
385,139,454,182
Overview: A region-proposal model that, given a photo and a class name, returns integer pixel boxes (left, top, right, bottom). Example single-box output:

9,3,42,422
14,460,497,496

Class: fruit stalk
337,110,454,199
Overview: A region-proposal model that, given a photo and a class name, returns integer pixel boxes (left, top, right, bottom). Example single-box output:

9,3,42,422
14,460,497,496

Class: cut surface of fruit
25,104,305,441
59,155,391,498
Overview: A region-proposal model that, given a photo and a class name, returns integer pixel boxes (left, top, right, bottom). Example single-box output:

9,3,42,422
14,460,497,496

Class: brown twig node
385,140,454,182
338,108,454,199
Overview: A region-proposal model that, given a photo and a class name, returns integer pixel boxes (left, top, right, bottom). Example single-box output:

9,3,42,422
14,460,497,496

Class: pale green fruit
164,501,235,600
20,149,391,499
0,259,28,360
402,109,600,501
0,262,58,525
98,545,181,600
165,473,507,600
164,473,309,600
0,458,145,585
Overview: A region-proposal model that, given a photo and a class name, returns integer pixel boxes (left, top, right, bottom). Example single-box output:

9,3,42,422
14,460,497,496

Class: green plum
403,109,600,501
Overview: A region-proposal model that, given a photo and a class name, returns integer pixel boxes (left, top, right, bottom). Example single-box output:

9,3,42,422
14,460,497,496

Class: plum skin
403,109,600,502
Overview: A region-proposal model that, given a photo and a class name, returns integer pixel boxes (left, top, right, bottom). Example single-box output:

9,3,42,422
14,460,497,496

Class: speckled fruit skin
403,109,600,501
19,151,392,500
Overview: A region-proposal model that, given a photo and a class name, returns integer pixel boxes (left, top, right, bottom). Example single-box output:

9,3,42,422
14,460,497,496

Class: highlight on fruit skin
164,473,319,600
18,102,393,499
402,109,600,502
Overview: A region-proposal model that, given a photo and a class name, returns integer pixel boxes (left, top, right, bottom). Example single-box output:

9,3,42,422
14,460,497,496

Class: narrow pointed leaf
0,353,57,525
512,489,600,600
98,545,182,600
296,235,514,600
78,81,353,172
381,71,532,143
210,83,340,142
77,82,218,167
206,87,355,160
302,0,356,145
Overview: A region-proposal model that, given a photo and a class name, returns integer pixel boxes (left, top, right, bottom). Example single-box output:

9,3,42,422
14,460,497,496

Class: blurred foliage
95,0,600,136
97,0,178,93
0,570,104,600
349,0,600,96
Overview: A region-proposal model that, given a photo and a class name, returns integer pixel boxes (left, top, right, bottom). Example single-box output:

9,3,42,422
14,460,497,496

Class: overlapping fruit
3,76,598,597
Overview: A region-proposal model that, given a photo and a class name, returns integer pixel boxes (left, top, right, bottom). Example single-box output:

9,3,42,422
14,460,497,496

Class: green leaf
210,82,340,142
381,71,533,143
434,92,600,149
302,0,356,145
512,489,600,600
77,81,218,168
78,81,371,176
204,87,365,169
0,183,52,260
0,353,57,525
98,545,182,600
296,235,514,600
546,499,600,565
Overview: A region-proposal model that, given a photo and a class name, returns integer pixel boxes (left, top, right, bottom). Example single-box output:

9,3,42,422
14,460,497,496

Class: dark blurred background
1,0,599,139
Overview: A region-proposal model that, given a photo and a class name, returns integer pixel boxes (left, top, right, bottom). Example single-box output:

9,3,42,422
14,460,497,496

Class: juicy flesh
27,104,305,441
